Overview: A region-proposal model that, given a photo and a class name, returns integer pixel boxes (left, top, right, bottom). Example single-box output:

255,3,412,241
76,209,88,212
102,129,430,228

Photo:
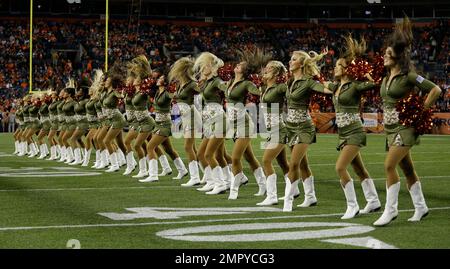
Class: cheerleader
61,82,78,164
283,49,329,212
68,79,91,165
93,76,110,169
23,93,41,158
374,17,442,226
83,70,103,167
122,66,139,175
323,35,381,219
102,63,128,172
257,60,290,206
194,52,229,195
168,57,202,186
12,99,24,155
140,75,188,182
225,48,269,200
47,88,62,161
56,90,67,162
36,91,52,159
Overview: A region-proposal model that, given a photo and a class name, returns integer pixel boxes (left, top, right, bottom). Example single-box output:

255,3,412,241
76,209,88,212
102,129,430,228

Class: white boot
228,172,242,200
222,166,232,190
172,157,188,180
257,174,278,206
69,148,83,165
253,167,266,196
13,141,19,154
360,178,381,214
158,155,172,176
57,146,67,162
197,166,215,192
341,179,360,219
91,150,101,168
407,181,429,222
181,161,201,187
132,158,148,178
17,142,24,156
28,143,39,158
46,145,56,160
37,144,47,159
298,176,318,207
374,182,400,226
206,166,228,195
139,159,159,182
55,145,61,159
105,152,120,172
117,150,126,166
95,150,108,169
283,178,300,212
43,143,49,156
279,174,300,200
123,152,137,175
81,148,92,167
65,147,74,164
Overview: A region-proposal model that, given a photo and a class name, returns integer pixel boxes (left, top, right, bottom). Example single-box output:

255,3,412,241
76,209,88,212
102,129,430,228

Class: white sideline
0,206,449,232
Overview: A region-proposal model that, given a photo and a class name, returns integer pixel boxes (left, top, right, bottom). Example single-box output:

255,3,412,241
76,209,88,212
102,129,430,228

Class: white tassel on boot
283,178,300,212
253,167,266,196
341,179,360,219
140,159,159,182
197,166,215,192
181,160,201,187
82,148,92,167
206,166,227,195
257,174,278,206
407,181,429,222
158,155,173,176
374,182,400,226
132,157,149,178
298,176,318,207
123,152,137,175
172,157,188,180
105,152,120,172
360,178,381,214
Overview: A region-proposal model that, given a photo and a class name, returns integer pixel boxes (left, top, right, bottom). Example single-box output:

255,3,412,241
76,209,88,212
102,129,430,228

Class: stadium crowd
0,19,449,131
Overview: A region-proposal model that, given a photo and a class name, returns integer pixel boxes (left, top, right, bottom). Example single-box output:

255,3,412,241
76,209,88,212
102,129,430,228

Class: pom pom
218,64,234,82
33,99,42,107
370,53,385,84
248,73,263,88
346,58,372,81
313,73,326,83
123,84,136,97
43,95,52,104
276,73,288,84
396,93,433,135
139,78,156,95
166,83,177,94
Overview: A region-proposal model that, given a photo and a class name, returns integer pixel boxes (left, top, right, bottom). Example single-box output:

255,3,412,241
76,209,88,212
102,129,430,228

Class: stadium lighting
67,0,82,4
367,0,381,3
365,10,371,15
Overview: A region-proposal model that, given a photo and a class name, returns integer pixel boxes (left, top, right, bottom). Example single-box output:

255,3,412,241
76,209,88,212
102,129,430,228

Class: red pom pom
248,73,263,88
33,99,42,107
218,64,234,82
166,83,177,94
124,84,136,97
313,73,326,83
139,78,156,95
346,58,373,81
276,73,288,84
370,53,385,84
396,93,433,135
43,95,52,104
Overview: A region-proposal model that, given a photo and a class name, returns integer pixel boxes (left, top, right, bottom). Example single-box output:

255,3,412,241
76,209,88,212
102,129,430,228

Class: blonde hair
292,49,328,77
90,69,104,99
237,47,272,77
129,55,151,79
341,34,367,64
267,60,287,79
194,52,224,78
168,57,195,84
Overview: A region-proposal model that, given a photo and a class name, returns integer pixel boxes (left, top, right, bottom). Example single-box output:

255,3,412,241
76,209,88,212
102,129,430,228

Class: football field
0,133,449,249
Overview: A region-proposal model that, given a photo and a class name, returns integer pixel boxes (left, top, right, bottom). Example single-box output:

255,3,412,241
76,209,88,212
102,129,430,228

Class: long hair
385,16,414,73
90,69,104,99
129,55,151,79
266,60,287,80
236,47,272,78
292,49,328,77
168,57,195,84
194,52,224,79
340,34,367,65
106,61,125,89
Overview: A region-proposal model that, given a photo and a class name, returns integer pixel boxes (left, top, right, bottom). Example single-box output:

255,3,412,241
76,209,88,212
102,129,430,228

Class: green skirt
266,124,288,145
226,114,256,141
29,119,41,129
384,123,419,151
336,121,366,151
110,114,126,129
153,120,172,137
66,121,77,131
50,120,59,130
42,120,52,132
76,119,90,132
137,117,156,133
285,120,316,147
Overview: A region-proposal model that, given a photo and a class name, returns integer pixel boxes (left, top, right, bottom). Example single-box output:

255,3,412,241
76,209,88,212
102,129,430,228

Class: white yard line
0,206,449,232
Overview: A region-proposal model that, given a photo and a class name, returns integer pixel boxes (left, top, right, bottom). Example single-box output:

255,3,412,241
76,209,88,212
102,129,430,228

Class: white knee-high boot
197,166,215,192
279,173,300,200
140,159,159,182
407,181,429,222
253,167,266,196
374,182,400,226
58,146,67,162
105,152,120,172
172,157,188,180
341,179,360,219
298,176,318,207
123,152,137,175
13,141,20,154
158,155,172,176
283,178,300,212
92,150,101,168
257,174,278,206
133,157,148,178
228,172,242,200
206,166,227,195
360,178,381,214
82,148,92,167
181,160,201,187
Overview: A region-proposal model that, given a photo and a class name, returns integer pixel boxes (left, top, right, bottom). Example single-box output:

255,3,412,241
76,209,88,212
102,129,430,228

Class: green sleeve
276,84,287,95
355,81,376,92
216,79,227,92
327,82,338,93
191,82,201,93
407,72,437,93
309,79,325,93
247,81,261,95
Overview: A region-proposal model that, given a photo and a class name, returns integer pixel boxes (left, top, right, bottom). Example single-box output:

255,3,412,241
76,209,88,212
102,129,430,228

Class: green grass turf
0,133,449,249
